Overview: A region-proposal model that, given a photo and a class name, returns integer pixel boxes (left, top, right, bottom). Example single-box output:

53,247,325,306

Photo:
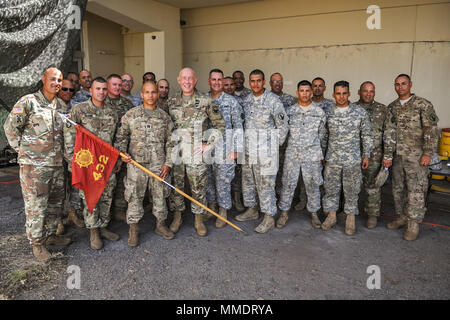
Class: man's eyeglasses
61,87,75,92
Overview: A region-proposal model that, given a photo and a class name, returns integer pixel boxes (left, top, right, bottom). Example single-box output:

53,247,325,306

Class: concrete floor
0,164,449,300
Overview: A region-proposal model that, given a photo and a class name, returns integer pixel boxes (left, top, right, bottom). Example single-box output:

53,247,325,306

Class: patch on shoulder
12,107,24,114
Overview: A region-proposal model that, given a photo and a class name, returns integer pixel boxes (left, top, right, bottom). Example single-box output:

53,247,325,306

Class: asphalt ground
0,164,449,300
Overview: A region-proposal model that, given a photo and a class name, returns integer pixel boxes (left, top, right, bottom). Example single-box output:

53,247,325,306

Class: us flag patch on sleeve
13,107,24,114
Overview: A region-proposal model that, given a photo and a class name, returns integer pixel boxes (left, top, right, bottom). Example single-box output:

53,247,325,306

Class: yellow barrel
440,128,450,157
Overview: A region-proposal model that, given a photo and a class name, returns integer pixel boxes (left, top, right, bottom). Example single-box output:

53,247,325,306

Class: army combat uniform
105,95,135,217
114,106,174,224
168,91,226,216
384,94,439,223
234,87,252,99
70,89,91,107
355,100,388,218
4,91,68,245
64,99,120,229
241,90,289,217
206,92,243,210
272,92,296,196
323,104,373,216
278,103,327,213
312,98,335,116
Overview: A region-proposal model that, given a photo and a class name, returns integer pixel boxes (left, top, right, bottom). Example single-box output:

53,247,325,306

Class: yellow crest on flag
75,149,93,168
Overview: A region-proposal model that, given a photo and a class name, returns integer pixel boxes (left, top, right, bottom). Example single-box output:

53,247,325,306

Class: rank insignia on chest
213,106,220,114
16,115,22,123
195,99,200,108
278,113,285,120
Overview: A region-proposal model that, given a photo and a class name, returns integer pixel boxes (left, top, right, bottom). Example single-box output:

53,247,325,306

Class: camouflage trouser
66,172,82,210
168,163,208,215
231,164,242,193
323,163,362,215
391,154,428,222
242,155,278,216
19,165,65,245
124,163,170,224
275,142,287,196
80,173,116,229
362,157,383,217
206,163,235,210
279,159,323,213
112,164,128,213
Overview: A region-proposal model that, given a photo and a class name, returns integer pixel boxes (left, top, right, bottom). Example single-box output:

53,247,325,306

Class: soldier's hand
160,165,171,180
420,155,431,166
121,153,132,163
227,152,238,161
383,159,392,168
362,157,369,169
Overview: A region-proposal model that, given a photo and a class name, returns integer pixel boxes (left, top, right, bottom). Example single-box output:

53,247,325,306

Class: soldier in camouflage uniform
269,73,296,198
223,76,245,212
278,80,327,229
70,69,92,106
167,68,226,236
354,81,388,229
56,79,84,233
120,73,138,105
206,69,244,228
115,81,175,246
105,74,135,223
65,77,121,250
384,74,439,241
233,70,252,99
322,81,373,235
4,67,72,262
157,79,170,113
293,77,335,212
235,69,289,234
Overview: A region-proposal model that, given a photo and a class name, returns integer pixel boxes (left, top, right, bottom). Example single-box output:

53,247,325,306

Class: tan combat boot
403,220,420,241
255,214,275,234
322,211,337,231
204,203,217,221
276,210,289,229
170,211,183,233
233,191,245,212
114,210,127,222
56,221,65,235
46,234,72,246
345,214,356,236
194,214,207,237
235,206,259,222
294,199,306,211
366,216,377,229
100,227,120,241
90,228,103,250
311,212,322,229
387,216,408,229
32,244,52,262
128,223,139,247
155,219,175,240
215,207,227,228
68,207,85,228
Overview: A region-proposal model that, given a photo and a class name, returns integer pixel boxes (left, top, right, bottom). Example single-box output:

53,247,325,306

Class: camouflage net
0,0,87,148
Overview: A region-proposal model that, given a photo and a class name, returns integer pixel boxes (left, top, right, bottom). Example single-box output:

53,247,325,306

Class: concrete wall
87,0,182,88
181,0,450,128
83,12,124,78
122,29,145,94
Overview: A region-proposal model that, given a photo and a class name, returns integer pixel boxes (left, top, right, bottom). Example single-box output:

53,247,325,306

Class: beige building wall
181,0,450,128
122,29,145,95
83,12,124,78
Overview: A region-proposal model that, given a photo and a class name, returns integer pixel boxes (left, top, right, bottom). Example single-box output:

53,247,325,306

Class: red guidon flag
72,125,120,214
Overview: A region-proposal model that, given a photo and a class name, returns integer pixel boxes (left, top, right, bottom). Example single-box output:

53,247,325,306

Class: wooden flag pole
122,153,245,233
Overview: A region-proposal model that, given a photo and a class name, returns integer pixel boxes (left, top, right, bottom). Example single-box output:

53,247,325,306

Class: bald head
42,67,62,99
358,81,375,104
177,67,197,95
